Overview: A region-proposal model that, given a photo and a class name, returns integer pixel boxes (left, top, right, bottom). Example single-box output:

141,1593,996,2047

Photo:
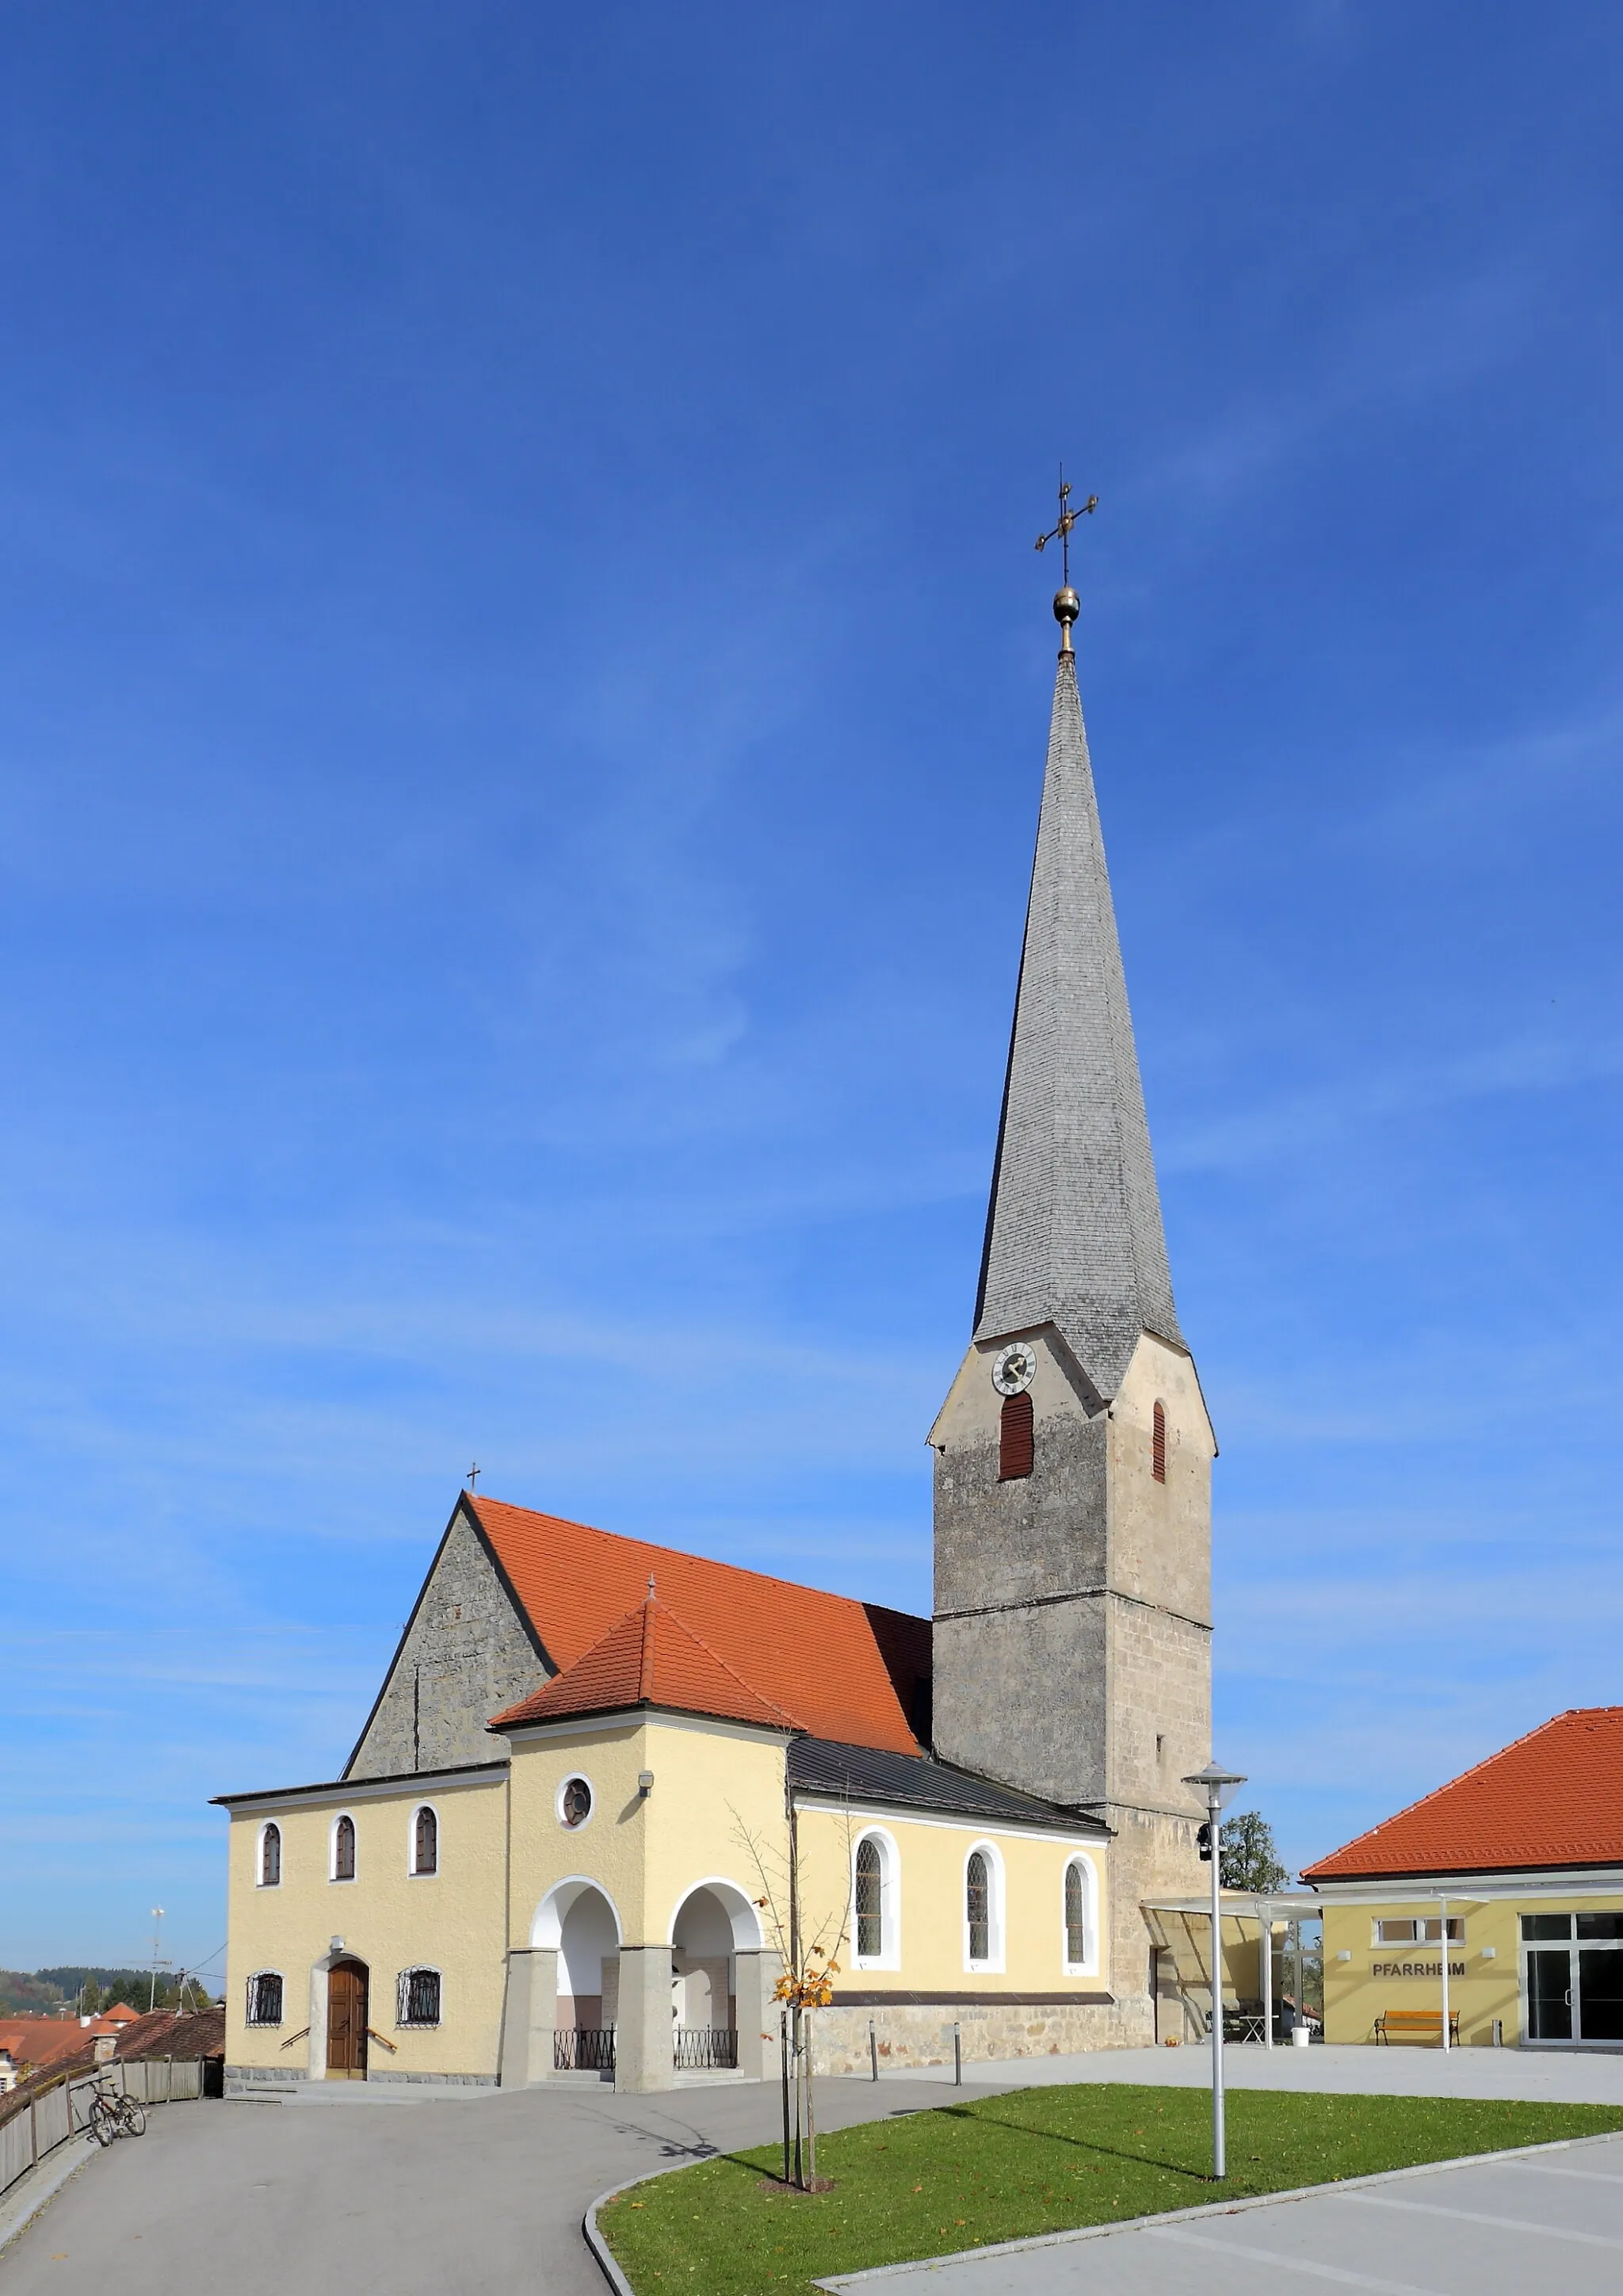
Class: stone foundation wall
812,1996,1140,2076
225,2063,495,2092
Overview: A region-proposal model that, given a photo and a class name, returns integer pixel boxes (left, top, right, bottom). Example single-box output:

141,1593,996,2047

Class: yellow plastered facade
793,1803,1107,1993
223,1768,509,2082
221,1708,1115,2087
504,1714,791,1951
1320,1883,1623,2046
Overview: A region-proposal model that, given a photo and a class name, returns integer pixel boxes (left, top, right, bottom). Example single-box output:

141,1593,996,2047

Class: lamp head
1182,1759,1247,1813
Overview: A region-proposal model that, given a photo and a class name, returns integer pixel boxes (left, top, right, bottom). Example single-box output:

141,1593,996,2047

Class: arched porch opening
533,1878,621,2073
668,1881,762,2072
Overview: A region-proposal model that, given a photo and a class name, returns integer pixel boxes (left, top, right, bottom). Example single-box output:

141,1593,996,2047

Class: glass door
1522,1912,1623,2043
1525,1945,1572,2042
1576,1912,1623,2043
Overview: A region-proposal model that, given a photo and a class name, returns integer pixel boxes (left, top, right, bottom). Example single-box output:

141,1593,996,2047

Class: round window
560,1777,592,1829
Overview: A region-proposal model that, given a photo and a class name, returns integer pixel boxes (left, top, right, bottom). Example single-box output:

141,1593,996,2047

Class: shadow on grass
934,2101,1204,2180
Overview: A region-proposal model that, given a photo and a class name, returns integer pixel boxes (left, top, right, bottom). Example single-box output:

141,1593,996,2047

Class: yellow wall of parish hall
223,1771,509,2077
1321,1889,1623,2045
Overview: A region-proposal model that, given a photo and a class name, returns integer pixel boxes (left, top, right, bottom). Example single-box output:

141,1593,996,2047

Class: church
216,564,1216,2092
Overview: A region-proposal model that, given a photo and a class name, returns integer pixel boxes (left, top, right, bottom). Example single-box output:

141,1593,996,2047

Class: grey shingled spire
972,646,1181,1397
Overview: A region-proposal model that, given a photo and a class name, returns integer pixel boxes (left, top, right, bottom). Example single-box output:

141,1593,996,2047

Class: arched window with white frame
1063,1855,1098,1975
411,1804,438,1877
258,1821,281,1888
331,1812,356,1882
851,1828,899,1969
963,1842,1004,1972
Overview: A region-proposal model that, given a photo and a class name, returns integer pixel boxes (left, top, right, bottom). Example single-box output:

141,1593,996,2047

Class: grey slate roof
789,1736,1108,1836
972,648,1181,1398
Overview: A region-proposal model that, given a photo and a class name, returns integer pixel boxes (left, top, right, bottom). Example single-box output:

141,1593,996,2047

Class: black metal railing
674,2026,737,2071
554,2026,616,2073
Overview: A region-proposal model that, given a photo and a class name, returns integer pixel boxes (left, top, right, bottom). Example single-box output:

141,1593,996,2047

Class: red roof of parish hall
491,1591,800,1733
466,1494,929,1756
1303,1707,1623,1881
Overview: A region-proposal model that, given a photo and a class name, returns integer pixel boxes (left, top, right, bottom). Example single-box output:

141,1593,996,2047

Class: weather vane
1034,466,1098,652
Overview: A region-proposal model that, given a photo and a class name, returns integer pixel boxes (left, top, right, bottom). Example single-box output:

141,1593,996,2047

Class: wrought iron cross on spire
1034,468,1098,586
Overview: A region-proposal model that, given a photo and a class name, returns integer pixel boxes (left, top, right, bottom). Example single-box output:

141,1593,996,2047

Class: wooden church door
327,1959,369,2078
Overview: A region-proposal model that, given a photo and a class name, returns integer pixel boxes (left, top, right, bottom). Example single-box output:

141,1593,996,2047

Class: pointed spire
972,644,1182,1398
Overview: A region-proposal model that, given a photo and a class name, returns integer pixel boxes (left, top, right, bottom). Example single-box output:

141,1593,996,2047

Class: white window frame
962,1839,1005,1973
408,1801,441,1878
329,1809,357,1883
556,1773,597,1833
256,1819,282,1889
1373,1916,1464,1946
395,1966,443,2027
1061,1854,1100,1977
850,1827,901,1971
245,1969,285,2027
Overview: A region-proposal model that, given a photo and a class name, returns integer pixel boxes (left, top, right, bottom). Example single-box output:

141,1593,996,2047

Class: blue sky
3,3,1621,1977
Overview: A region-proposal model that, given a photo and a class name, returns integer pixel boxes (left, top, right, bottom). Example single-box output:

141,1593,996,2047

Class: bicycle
86,2073,146,2145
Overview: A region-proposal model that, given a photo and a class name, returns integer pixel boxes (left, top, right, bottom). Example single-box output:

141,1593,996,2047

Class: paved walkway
821,2130,1623,2294
5,2049,1621,2295
0,2070,979,2295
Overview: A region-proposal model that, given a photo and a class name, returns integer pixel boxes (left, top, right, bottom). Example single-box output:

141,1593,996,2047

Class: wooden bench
1374,2008,1460,2046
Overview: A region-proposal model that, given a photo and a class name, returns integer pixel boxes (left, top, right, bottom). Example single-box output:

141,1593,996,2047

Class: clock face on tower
991,1341,1037,1397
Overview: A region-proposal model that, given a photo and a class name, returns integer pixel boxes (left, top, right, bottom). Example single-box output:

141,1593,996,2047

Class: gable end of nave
344,1498,552,1782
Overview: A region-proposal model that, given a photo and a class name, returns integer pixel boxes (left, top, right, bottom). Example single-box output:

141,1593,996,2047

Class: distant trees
1219,1812,1290,1893
2,1967,217,2019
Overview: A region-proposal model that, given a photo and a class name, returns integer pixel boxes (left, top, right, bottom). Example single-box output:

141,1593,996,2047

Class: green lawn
599,2083,1623,2295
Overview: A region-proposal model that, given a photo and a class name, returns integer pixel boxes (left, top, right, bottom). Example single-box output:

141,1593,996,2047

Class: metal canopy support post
1440,1894,1450,2053
1260,1902,1274,2049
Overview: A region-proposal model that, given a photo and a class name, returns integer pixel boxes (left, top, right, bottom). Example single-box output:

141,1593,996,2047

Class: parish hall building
216,571,1218,2092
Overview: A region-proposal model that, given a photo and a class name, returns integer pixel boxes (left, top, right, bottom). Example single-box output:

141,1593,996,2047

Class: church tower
928,547,1213,2031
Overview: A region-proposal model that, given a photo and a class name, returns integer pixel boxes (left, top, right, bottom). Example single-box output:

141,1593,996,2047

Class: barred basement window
966,1851,991,1964
246,1971,284,2026
855,1838,883,1960
259,1822,281,1887
999,1392,1033,1480
1151,1400,1167,1483
333,1813,356,1881
398,1968,441,2027
413,1805,437,1876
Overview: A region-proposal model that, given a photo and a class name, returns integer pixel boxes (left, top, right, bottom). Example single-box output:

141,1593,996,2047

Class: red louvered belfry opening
1151,1400,1167,1484
999,1391,1034,1481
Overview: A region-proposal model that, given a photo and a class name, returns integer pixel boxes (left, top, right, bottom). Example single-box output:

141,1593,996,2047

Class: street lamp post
1183,1761,1247,2179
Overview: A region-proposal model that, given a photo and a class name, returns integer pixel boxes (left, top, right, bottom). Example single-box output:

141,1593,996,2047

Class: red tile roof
468,1495,927,1755
0,2019,95,2074
1303,1708,1623,1881
491,1591,800,1733
115,2008,225,2062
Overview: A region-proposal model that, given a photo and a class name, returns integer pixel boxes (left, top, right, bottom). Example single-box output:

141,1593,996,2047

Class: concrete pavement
0,2070,995,2296
820,2130,1623,2294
